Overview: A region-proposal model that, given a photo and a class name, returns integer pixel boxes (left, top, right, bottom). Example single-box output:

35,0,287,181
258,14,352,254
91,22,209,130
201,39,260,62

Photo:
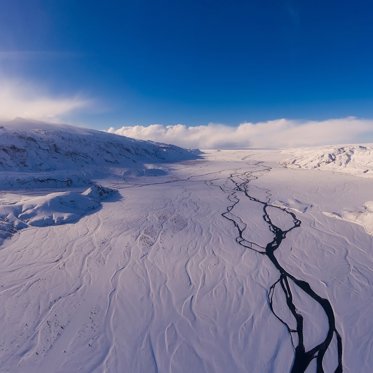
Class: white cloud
0,79,91,121
108,118,373,149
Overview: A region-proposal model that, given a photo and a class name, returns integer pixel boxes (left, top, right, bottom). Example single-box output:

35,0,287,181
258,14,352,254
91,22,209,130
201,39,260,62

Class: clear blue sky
1,0,373,128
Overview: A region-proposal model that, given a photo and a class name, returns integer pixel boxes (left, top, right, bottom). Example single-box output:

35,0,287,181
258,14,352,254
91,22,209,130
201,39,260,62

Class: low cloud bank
0,79,91,122
108,118,373,149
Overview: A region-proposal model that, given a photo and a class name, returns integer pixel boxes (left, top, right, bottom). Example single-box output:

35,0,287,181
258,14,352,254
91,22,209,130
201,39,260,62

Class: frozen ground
0,124,372,373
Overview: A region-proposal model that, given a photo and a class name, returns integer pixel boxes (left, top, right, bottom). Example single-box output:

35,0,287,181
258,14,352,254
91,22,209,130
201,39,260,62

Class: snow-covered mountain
0,119,198,188
282,144,373,178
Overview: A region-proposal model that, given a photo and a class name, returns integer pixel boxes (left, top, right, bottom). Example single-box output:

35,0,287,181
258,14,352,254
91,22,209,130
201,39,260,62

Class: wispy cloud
108,118,373,149
0,79,92,121
0,50,79,61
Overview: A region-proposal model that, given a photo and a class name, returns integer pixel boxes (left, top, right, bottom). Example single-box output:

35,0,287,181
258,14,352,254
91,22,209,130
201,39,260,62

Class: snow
324,201,373,236
0,119,197,245
282,144,373,178
0,124,372,373
0,118,198,188
0,185,116,245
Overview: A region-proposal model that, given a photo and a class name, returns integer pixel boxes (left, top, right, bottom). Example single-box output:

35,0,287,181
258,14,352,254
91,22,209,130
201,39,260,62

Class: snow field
0,122,372,373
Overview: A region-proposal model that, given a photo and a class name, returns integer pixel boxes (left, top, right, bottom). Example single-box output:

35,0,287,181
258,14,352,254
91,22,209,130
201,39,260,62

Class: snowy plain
0,121,372,373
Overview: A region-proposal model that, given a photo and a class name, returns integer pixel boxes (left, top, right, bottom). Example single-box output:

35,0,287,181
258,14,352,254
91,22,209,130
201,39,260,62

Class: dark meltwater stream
218,164,343,373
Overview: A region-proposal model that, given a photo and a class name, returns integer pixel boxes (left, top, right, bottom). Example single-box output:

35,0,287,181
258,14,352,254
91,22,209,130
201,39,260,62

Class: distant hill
282,144,373,178
0,119,199,188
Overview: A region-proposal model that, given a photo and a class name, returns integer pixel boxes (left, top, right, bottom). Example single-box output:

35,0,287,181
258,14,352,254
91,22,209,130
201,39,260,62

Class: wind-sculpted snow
0,149,372,373
324,201,373,236
282,144,373,178
0,185,116,245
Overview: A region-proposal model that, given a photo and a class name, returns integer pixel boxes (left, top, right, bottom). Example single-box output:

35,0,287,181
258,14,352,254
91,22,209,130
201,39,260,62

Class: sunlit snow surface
282,145,373,236
0,125,372,373
282,144,373,178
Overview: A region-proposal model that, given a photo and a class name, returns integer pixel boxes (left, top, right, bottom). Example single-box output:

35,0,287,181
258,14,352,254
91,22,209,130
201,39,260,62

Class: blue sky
1,0,373,128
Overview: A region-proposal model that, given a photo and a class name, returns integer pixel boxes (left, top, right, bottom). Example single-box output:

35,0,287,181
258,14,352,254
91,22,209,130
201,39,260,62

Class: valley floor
0,150,372,373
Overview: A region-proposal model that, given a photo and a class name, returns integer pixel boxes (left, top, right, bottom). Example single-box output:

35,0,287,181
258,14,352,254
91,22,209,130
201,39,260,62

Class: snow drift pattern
0,185,116,245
